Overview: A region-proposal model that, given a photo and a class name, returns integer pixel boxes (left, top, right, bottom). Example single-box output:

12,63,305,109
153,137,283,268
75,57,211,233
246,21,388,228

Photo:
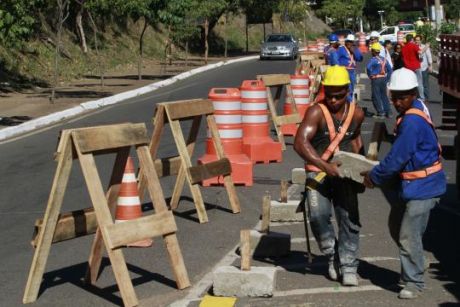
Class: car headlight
278,46,288,50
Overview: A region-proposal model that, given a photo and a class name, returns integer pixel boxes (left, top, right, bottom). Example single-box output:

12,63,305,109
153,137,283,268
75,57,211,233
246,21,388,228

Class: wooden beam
240,230,251,271
188,158,231,184
32,208,97,247
280,179,288,203
154,156,182,177
160,99,214,120
23,133,73,304
72,123,149,153
258,74,290,86
276,114,301,126
260,193,271,234
103,211,177,249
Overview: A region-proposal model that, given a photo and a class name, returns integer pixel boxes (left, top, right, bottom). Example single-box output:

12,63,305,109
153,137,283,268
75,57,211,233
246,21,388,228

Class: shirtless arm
293,105,340,176
350,106,365,154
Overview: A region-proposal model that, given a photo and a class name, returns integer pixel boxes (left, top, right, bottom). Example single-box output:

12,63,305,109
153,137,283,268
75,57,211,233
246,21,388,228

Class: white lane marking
167,242,240,307
274,284,385,297
291,233,373,243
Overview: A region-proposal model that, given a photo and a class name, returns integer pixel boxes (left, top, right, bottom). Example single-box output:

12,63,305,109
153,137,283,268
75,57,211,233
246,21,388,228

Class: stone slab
331,151,380,183
270,200,304,222
291,167,306,184
287,183,304,201
213,266,277,297
250,229,290,257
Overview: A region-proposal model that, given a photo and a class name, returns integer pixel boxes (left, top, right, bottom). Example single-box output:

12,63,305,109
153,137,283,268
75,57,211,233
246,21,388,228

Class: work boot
398,284,422,299
342,273,359,286
328,258,339,281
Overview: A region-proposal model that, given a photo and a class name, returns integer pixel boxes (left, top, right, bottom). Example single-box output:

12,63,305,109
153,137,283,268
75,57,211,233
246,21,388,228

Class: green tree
318,0,364,29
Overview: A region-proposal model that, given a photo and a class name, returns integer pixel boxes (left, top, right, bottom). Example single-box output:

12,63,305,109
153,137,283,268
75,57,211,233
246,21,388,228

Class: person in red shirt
401,34,424,100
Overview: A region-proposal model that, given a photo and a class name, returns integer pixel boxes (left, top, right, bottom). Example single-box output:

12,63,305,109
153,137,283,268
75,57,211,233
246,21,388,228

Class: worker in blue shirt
366,42,393,118
324,34,339,65
337,34,363,102
361,68,446,300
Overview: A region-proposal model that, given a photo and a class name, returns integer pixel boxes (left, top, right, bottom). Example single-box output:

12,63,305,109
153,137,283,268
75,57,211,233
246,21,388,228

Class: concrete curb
0,55,259,142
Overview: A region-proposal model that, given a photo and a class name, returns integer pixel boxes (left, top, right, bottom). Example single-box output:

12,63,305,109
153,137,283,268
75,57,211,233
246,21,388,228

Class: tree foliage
318,0,365,29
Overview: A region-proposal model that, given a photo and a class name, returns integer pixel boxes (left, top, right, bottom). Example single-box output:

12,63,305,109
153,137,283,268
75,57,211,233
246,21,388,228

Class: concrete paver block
270,200,303,222
291,167,306,184
287,183,304,201
250,229,290,257
213,266,277,297
332,151,379,183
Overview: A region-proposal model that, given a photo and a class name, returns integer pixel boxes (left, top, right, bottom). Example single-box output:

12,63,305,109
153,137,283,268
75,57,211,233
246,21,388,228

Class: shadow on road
38,258,177,306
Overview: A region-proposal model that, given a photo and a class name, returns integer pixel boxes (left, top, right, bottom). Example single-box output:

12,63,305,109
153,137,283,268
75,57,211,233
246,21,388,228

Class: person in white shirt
415,35,432,102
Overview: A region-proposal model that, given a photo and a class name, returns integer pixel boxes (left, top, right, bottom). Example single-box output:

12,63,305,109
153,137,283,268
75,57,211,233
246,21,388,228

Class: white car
366,24,416,43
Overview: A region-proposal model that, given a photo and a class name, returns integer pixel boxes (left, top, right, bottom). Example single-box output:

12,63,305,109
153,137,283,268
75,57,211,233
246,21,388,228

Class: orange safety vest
370,56,387,79
305,102,356,172
344,47,356,70
396,108,443,180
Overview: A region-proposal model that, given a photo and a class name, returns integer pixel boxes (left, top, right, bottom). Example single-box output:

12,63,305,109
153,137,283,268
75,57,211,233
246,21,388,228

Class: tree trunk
245,17,249,53
224,13,228,58
75,1,88,53
138,18,148,81
185,41,189,67
87,10,104,87
204,18,209,65
168,25,172,66
51,0,70,103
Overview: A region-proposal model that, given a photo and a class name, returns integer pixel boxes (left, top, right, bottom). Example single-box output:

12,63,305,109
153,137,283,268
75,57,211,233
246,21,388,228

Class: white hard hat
387,68,418,91
345,34,355,41
370,31,380,38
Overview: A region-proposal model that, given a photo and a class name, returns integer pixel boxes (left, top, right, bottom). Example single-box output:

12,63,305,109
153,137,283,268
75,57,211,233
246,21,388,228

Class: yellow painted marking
199,295,236,307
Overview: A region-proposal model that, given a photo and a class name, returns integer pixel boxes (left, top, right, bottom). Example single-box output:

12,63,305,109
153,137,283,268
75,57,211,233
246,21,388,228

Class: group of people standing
367,32,433,118
324,31,433,118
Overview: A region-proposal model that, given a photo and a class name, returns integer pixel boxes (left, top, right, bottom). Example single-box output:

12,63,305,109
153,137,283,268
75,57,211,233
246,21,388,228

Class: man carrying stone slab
294,66,365,286
361,68,446,299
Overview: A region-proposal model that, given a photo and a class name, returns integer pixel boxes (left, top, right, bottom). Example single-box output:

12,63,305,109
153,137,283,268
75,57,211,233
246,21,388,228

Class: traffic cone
115,157,153,248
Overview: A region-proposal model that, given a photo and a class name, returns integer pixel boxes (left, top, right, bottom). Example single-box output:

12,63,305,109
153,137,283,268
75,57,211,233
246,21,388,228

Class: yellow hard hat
370,42,382,51
322,66,350,86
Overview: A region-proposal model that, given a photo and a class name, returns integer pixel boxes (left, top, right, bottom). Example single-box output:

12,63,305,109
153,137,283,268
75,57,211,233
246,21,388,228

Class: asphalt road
0,57,459,307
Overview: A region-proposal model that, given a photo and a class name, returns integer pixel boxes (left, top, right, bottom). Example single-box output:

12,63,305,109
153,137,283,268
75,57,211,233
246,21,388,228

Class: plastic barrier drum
198,88,253,186
358,33,368,53
281,75,311,136
240,80,282,163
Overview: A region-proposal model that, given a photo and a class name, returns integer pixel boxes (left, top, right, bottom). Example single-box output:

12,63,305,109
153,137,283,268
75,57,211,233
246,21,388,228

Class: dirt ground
0,56,231,126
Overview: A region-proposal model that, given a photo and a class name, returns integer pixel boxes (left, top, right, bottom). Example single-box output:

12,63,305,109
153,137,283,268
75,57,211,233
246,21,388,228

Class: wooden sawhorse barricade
23,123,190,307
139,99,241,224
257,74,301,150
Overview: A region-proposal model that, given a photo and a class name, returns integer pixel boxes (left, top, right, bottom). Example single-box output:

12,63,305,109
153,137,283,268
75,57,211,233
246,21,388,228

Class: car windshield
267,35,292,42
399,24,414,31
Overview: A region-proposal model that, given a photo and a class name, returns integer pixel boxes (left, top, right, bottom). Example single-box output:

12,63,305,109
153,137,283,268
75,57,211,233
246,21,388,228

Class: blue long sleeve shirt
370,99,446,200
326,47,339,66
337,46,363,71
366,55,392,79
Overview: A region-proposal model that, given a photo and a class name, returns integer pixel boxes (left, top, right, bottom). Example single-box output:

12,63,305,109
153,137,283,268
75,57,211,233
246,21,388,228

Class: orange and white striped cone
115,157,153,248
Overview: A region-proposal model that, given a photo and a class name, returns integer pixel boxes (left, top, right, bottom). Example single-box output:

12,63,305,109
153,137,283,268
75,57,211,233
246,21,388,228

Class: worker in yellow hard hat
294,65,365,287
367,42,393,119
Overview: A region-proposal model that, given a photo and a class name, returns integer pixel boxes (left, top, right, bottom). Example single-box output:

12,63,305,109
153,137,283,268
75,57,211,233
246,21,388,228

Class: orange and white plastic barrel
198,88,253,186
240,80,282,163
358,33,368,53
281,75,311,136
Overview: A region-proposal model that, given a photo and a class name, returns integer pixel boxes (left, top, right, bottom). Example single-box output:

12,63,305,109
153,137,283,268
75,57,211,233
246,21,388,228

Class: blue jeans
305,172,361,273
347,70,356,102
388,198,439,289
415,69,425,100
371,77,391,116
422,69,430,101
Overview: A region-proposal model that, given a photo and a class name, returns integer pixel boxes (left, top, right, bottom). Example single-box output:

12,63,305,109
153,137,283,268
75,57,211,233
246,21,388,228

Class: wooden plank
161,99,214,120
32,208,97,247
170,116,202,209
155,156,182,177
206,115,241,214
265,87,287,151
276,114,302,126
136,145,191,289
103,211,177,249
286,84,298,113
75,147,138,307
260,193,271,234
165,117,209,223
72,123,149,153
188,159,231,184
139,105,166,202
23,134,73,304
85,147,129,285
280,179,288,203
240,230,251,271
366,122,387,161
259,74,291,86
